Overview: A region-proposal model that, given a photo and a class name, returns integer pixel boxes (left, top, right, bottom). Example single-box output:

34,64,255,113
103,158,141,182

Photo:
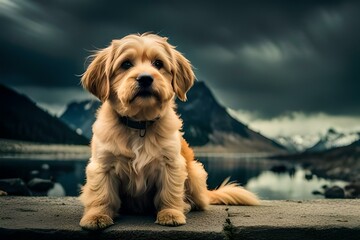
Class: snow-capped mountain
276,134,320,153
307,128,360,152
277,128,360,153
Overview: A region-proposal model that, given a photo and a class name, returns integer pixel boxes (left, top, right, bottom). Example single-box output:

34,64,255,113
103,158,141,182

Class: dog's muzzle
136,73,153,88
130,73,160,102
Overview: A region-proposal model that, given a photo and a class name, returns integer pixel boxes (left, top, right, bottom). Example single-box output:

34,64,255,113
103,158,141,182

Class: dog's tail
207,177,260,206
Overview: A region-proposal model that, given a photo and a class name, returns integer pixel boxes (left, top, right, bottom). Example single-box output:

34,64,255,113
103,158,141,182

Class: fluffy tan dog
79,33,259,230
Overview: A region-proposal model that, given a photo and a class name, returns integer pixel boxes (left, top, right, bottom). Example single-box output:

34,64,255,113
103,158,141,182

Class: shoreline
0,138,90,160
1,138,358,184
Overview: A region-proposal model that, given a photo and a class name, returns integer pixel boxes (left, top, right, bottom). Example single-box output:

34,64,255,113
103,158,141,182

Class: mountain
278,139,360,182
306,128,360,152
176,82,285,152
275,134,320,153
0,84,89,145
60,100,100,139
60,81,285,152
275,128,360,153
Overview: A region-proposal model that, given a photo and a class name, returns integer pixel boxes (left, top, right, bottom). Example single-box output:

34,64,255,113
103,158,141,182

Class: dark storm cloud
0,0,359,118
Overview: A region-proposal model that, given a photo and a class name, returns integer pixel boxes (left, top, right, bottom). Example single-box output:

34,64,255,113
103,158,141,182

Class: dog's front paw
156,209,186,226
80,214,114,231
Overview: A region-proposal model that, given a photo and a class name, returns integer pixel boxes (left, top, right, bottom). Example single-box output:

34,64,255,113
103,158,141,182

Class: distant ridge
0,84,89,145
307,128,360,152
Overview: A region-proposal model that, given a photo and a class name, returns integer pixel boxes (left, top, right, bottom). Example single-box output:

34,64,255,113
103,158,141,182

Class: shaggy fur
79,33,259,230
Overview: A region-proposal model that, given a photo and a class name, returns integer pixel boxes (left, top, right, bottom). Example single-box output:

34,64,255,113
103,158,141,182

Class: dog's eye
153,60,163,70
120,60,133,70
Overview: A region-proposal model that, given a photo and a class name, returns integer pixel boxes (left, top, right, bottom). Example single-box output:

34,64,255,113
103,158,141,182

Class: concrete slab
0,197,227,240
0,197,359,240
226,200,360,240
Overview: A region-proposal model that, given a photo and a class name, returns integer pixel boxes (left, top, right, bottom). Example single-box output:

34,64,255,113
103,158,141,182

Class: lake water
200,155,347,200
0,155,348,200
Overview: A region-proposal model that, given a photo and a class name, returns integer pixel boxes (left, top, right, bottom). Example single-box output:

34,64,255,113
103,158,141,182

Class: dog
79,33,259,230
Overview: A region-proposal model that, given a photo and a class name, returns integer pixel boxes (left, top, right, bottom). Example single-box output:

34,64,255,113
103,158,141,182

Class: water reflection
0,159,86,196
198,155,348,200
198,156,270,189
0,155,348,199
246,168,347,200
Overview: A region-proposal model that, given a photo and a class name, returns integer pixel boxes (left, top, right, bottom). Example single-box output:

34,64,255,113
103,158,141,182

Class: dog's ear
81,46,113,102
172,49,195,101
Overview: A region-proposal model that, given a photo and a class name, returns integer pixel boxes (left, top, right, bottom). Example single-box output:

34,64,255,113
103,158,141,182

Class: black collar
118,116,158,137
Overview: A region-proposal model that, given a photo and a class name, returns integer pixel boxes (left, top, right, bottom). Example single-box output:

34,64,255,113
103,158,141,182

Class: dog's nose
136,74,153,88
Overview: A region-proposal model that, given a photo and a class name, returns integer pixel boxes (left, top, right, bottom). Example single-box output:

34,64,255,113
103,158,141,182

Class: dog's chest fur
114,134,169,213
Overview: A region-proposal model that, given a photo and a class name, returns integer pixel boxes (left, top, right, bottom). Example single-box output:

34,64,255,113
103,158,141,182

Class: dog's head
81,33,195,120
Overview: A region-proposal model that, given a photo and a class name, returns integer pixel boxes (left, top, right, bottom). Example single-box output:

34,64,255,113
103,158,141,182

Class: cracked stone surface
0,197,359,240
226,200,360,240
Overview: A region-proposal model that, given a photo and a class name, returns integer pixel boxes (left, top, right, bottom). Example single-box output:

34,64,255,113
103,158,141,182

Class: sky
0,0,359,138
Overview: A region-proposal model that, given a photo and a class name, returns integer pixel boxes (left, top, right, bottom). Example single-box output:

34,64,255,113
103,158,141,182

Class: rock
29,170,40,178
27,178,54,192
312,190,323,195
270,164,287,173
324,186,345,199
0,190,8,196
0,178,32,196
288,167,296,177
345,181,360,198
47,183,66,197
305,173,313,180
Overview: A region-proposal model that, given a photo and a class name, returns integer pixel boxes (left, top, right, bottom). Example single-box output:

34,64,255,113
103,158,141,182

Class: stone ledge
0,197,359,240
